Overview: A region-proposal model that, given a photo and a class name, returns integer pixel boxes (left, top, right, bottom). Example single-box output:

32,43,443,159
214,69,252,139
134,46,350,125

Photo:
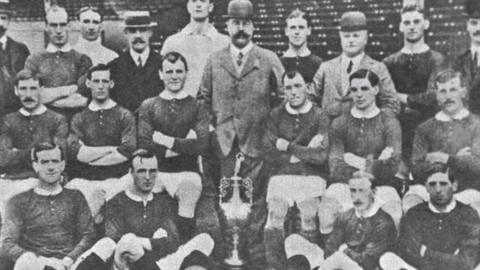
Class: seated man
138,52,208,242
285,172,396,270
380,164,480,270
0,142,95,270
262,69,330,269
320,69,402,234
404,69,480,214
74,150,215,270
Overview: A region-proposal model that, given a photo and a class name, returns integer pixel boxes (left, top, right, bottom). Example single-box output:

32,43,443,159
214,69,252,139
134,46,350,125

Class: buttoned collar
283,46,311,58
351,106,380,119
125,189,153,203
435,108,470,122
34,185,63,196
46,43,72,53
341,52,365,70
159,90,190,100
355,201,380,218
19,104,47,117
230,42,254,59
0,34,7,50
401,43,430,54
130,47,150,66
181,22,218,40
429,199,457,214
285,100,313,115
88,99,117,111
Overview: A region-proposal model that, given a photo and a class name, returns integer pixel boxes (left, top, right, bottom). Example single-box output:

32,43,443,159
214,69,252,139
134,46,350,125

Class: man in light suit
312,11,400,119
197,0,284,267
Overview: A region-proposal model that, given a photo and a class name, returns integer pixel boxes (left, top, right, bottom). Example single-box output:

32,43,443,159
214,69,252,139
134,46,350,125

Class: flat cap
122,11,157,28
340,11,367,32
225,0,254,20
466,0,480,19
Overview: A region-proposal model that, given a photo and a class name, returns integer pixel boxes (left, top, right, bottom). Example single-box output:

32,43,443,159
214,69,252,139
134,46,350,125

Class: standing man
109,11,163,113
455,0,480,115
383,4,446,179
23,5,91,120
312,11,399,119
161,0,229,96
73,6,118,66
197,0,284,266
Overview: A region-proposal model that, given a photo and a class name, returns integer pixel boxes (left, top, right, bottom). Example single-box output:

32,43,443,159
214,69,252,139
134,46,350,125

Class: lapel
5,37,16,76
358,54,373,70
463,50,480,87
329,56,344,97
239,45,260,79
219,47,239,79
142,49,160,80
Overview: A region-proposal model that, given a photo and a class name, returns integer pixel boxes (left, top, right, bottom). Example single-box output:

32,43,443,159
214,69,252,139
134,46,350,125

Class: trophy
219,153,253,268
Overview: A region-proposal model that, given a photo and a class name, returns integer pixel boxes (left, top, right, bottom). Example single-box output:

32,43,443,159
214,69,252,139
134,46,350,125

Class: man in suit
454,0,480,115
197,0,284,267
109,11,163,114
312,11,400,119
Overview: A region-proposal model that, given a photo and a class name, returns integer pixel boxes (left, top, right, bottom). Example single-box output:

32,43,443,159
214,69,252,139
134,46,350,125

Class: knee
381,201,402,228
318,197,341,234
297,198,320,228
91,237,117,260
267,197,289,228
177,173,202,201
402,194,424,214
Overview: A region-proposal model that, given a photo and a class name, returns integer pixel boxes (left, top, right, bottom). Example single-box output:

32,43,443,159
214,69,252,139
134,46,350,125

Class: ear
208,2,214,13
452,180,458,193
399,21,405,33
109,80,115,89
14,86,19,97
85,79,91,89
373,85,380,96
307,26,312,36
32,160,39,173
59,160,66,172
158,70,163,80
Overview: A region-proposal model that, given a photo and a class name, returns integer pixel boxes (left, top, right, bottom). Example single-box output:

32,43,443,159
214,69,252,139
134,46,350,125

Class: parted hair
349,69,380,87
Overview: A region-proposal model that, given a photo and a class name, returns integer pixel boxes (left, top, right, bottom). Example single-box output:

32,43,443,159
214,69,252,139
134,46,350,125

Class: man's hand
426,152,449,164
61,257,74,269
308,134,325,148
41,257,66,270
152,131,175,149
378,147,394,161
275,138,290,152
398,93,409,105
456,147,472,157
344,152,366,170
420,245,427,257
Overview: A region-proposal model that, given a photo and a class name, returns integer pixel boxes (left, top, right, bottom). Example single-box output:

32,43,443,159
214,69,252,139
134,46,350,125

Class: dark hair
160,51,188,72
282,69,305,84
401,3,426,16
14,70,42,87
285,8,311,27
31,142,64,162
349,69,380,87
130,149,157,170
434,68,465,88
350,171,378,189
87,64,111,80
77,6,103,22
424,163,455,183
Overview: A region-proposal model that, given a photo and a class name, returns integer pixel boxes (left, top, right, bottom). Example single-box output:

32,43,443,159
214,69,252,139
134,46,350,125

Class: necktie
347,60,353,74
137,56,143,68
237,52,244,67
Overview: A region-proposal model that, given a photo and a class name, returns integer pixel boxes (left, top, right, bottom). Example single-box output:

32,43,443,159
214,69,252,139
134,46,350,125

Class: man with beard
383,4,446,182
403,69,480,215
108,11,163,113
454,0,480,115
197,0,284,267
284,172,396,270
312,11,399,119
161,0,229,96
380,164,480,270
73,7,118,66
23,5,91,120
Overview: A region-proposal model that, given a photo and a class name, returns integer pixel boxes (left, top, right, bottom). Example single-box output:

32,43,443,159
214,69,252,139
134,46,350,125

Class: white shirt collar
76,37,102,47
46,43,72,53
159,90,190,100
435,108,470,122
125,189,154,203
88,99,117,111
355,201,380,218
130,47,150,66
0,34,7,50
351,106,381,119
341,52,365,71
230,42,254,58
285,100,313,115
401,44,430,54
429,199,457,213
182,22,218,39
34,185,63,196
283,47,311,58
19,104,47,117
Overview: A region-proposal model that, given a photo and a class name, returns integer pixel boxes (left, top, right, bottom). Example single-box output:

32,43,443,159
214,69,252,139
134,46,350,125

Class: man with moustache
455,0,480,115
109,11,163,113
403,69,480,215
380,164,480,270
284,172,396,270
23,5,91,120
197,0,284,266
73,7,118,66
383,4,446,181
312,11,399,119
161,0,229,97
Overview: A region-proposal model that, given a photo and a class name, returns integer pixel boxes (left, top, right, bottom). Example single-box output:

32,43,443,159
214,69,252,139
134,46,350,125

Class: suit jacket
197,44,284,158
3,37,29,77
108,49,163,113
313,54,400,118
455,49,480,115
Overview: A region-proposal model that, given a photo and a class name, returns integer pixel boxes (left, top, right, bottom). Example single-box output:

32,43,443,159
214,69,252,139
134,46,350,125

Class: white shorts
324,183,401,211
267,175,326,207
405,184,480,205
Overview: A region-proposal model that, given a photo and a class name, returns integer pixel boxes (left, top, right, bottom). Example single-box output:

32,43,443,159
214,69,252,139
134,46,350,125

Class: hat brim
122,22,158,28
223,14,253,20
340,25,368,32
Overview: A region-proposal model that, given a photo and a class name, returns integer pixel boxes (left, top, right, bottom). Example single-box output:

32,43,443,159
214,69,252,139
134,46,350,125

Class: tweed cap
340,11,367,32
225,0,254,20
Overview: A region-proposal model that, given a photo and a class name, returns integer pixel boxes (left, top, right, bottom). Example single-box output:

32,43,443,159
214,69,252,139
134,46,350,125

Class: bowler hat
0,0,12,14
225,0,254,20
122,11,157,28
466,0,480,19
340,11,367,32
